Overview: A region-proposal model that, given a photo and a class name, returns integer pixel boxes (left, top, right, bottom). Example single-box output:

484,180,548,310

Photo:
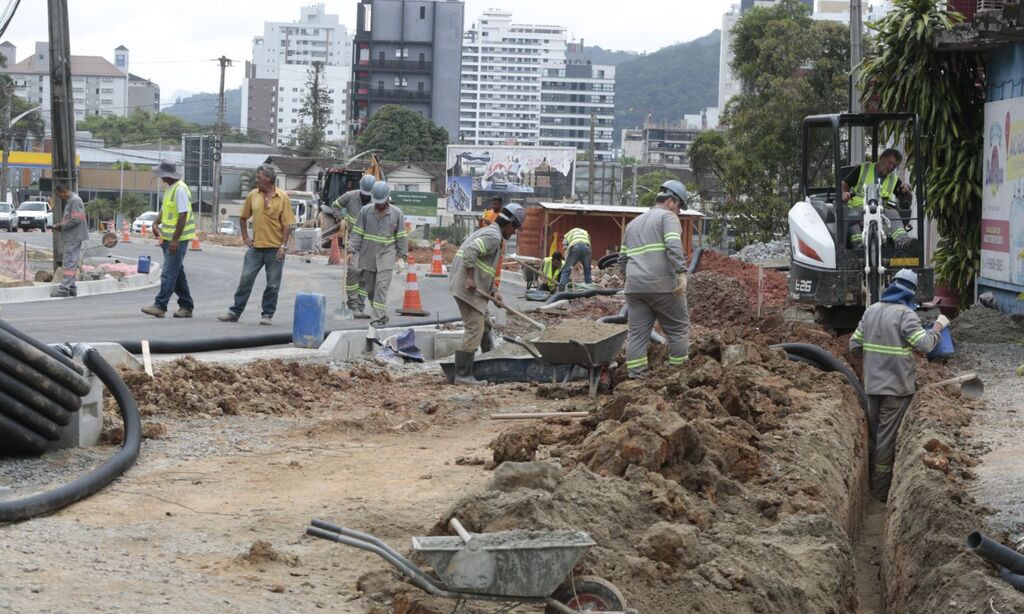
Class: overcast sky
2,0,736,101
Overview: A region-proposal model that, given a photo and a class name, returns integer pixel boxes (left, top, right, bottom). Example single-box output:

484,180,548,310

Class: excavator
787,113,934,329
316,152,385,248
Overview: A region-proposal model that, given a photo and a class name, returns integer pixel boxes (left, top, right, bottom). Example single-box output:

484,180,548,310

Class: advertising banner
391,190,439,225
445,145,576,212
982,98,1024,285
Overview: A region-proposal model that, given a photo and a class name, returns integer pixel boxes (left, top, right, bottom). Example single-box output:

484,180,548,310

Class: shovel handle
449,518,473,544
476,289,545,331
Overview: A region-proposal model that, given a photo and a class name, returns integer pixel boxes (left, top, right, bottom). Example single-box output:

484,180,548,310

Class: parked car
132,211,160,233
218,220,240,235
0,202,13,231
15,201,52,232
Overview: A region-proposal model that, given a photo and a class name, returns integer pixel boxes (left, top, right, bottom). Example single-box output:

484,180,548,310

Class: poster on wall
982,98,1024,285
390,191,439,225
444,145,576,212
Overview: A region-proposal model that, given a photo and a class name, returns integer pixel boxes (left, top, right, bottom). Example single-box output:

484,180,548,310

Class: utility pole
1,81,12,203
48,0,77,272
588,112,597,205
631,164,638,207
850,0,864,164
212,56,232,227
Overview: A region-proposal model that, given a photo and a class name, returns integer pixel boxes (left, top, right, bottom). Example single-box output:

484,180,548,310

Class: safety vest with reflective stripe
849,301,940,396
619,207,687,294
563,228,591,248
161,180,195,241
849,162,898,208
542,256,561,290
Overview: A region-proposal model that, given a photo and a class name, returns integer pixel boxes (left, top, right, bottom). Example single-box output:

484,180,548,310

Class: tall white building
718,6,742,110
0,41,132,124
459,10,615,159
241,4,353,146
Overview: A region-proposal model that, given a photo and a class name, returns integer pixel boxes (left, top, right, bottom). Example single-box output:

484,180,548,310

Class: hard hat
370,180,391,205
894,268,918,289
359,174,376,196
499,202,526,228
659,180,688,205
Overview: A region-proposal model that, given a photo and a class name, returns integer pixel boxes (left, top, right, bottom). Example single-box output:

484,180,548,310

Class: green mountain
587,46,641,66
163,89,242,128
614,31,721,145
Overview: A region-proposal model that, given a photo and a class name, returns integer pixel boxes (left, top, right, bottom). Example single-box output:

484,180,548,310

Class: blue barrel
928,327,955,360
293,292,326,348
137,255,151,274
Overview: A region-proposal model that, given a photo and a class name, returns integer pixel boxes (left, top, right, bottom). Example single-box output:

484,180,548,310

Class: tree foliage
78,108,257,146
861,0,984,303
0,55,45,147
624,170,680,208
354,105,449,162
116,193,150,219
293,62,334,157
85,197,116,222
691,0,848,245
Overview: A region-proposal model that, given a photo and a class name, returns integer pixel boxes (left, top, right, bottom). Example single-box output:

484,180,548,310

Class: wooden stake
141,339,154,377
490,412,589,420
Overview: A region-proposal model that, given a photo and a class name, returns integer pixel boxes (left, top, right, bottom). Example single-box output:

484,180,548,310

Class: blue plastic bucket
293,292,326,348
137,255,151,274
928,327,955,360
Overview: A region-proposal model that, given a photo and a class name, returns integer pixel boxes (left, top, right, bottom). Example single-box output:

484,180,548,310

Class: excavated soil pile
698,249,789,309
536,320,627,343
883,382,1024,612
201,234,245,248
688,271,754,328
950,305,1024,344
410,241,457,265
371,328,871,613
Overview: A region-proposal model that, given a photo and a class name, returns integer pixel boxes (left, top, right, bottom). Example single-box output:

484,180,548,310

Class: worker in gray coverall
50,184,88,298
448,202,526,385
619,180,690,378
327,174,375,317
348,181,407,327
849,268,949,501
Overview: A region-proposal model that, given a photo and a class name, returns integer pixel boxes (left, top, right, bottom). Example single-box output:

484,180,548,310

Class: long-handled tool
333,220,353,319
477,289,545,331
929,372,984,399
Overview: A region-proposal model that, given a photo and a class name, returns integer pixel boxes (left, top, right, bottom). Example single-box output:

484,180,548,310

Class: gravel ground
951,341,1024,539
730,239,791,263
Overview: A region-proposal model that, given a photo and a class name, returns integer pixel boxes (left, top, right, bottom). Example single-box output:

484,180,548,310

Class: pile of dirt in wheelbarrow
365,327,871,613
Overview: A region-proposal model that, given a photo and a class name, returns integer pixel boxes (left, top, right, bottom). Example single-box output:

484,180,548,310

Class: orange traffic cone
397,255,428,317
327,233,342,265
190,234,202,251
121,220,131,244
426,238,446,277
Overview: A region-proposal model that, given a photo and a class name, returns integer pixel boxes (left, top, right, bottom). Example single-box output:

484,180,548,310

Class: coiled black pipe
597,252,620,270
999,568,1024,592
544,287,622,305
0,347,141,522
770,342,868,411
968,532,1024,575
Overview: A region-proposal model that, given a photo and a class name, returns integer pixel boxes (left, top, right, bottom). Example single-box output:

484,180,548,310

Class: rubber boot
480,329,494,353
453,350,486,386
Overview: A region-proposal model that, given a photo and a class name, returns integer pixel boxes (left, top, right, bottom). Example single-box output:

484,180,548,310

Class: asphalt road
0,230,528,346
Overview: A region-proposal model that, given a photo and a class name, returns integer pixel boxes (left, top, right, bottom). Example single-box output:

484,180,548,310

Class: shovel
333,221,353,319
444,517,497,592
930,372,984,399
477,289,545,331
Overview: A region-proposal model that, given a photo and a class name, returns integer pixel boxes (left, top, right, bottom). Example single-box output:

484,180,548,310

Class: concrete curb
0,259,162,304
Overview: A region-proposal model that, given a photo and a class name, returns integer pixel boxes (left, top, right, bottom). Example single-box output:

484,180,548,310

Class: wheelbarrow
307,517,634,613
504,325,627,397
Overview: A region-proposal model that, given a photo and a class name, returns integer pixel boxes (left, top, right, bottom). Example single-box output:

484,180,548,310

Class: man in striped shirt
618,181,690,379
849,269,948,500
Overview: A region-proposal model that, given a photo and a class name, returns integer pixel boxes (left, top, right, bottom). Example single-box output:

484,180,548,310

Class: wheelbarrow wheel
546,575,625,613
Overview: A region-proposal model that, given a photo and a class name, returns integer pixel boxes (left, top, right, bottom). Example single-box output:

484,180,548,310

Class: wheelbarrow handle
308,520,438,588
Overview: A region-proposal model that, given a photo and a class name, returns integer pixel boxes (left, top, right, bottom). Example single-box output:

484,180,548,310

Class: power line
0,0,21,39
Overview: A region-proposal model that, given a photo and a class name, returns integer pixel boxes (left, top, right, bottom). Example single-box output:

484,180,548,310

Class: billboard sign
391,190,439,225
982,98,1024,285
445,145,576,212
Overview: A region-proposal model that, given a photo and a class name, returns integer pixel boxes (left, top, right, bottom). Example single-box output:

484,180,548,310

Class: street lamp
0,102,43,202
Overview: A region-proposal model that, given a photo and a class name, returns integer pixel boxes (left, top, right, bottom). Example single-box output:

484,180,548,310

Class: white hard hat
359,174,376,196
500,202,526,228
370,180,391,205
894,268,918,289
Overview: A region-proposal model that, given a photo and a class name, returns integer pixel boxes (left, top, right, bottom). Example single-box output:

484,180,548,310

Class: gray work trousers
455,298,490,353
346,255,365,310
59,240,82,291
625,292,689,377
867,394,913,501
362,269,393,323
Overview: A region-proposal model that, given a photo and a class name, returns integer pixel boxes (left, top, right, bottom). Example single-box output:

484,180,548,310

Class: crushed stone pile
950,305,1024,344
371,328,869,613
730,239,791,263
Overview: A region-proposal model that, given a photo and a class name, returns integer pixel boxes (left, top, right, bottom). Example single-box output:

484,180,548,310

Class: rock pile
730,239,791,263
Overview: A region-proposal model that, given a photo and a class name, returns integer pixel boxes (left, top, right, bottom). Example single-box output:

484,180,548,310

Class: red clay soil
697,250,789,309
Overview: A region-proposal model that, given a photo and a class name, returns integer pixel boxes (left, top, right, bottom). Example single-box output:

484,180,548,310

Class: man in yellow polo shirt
218,164,296,325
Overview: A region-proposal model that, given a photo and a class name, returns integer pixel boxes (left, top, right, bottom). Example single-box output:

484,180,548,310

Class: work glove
934,314,950,331
395,259,406,275
894,233,913,249
673,273,688,296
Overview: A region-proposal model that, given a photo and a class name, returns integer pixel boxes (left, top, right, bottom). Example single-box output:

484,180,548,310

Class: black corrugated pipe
0,346,141,522
113,317,464,355
688,247,704,274
544,288,622,305
597,252,620,270
999,568,1024,592
968,532,1024,575
769,342,868,411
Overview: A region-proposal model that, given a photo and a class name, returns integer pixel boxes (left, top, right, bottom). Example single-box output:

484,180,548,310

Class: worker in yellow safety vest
541,252,563,293
558,227,592,291
840,148,915,249
142,161,196,318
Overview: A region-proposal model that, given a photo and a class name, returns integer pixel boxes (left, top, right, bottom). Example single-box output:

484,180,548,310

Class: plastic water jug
137,255,151,274
293,292,326,348
927,327,955,360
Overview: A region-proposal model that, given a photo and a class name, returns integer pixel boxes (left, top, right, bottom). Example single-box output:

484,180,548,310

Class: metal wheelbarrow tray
529,326,628,396
306,518,634,613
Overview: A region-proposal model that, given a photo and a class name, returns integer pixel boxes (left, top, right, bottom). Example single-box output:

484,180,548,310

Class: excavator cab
787,113,933,328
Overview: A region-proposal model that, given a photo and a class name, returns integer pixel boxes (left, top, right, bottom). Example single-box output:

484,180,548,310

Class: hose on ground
597,252,620,270
770,342,867,411
0,346,141,522
999,568,1024,592
688,247,704,274
597,305,666,344
968,532,1024,575
544,288,621,305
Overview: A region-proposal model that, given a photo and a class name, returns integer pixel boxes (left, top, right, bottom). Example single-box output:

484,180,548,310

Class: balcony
368,59,433,73
365,88,432,102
